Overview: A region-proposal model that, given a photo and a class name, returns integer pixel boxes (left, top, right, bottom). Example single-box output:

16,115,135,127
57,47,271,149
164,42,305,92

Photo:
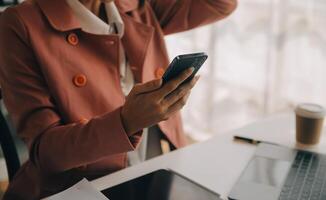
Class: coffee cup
295,103,325,145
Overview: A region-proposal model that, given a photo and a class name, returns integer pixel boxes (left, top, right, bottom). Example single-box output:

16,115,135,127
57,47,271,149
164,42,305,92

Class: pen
233,135,278,146
233,136,260,144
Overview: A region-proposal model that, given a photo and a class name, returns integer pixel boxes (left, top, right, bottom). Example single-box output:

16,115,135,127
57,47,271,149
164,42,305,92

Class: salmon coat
0,0,237,199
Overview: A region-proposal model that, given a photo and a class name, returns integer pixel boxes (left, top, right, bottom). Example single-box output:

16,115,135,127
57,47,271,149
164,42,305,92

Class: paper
43,179,109,200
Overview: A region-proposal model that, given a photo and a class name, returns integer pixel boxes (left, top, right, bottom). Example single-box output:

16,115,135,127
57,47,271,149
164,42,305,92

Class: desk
91,113,326,199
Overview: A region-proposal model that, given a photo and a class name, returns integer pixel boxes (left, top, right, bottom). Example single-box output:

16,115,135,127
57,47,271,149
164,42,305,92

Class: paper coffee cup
295,103,325,145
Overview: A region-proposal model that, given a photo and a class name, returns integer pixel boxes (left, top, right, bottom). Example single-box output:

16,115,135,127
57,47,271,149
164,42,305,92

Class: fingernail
190,67,195,72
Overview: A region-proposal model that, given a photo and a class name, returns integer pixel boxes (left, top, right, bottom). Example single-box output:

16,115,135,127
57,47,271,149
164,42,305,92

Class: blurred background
166,0,326,141
1,0,326,197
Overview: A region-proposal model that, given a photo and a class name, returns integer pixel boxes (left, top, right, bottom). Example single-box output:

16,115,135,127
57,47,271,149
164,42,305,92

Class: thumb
131,79,162,95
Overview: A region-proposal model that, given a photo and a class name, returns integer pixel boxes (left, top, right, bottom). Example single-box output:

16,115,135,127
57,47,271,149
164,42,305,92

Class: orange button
78,118,88,124
67,33,79,45
73,74,87,87
155,67,165,78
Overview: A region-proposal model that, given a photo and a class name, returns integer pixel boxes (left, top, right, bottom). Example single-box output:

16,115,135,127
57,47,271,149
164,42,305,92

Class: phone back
162,53,208,84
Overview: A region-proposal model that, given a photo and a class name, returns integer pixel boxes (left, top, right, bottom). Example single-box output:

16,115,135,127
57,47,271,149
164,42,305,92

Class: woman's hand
121,68,199,136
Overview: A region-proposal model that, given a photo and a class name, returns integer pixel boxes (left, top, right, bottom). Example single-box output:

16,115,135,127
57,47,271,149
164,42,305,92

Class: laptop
229,143,326,200
101,169,223,200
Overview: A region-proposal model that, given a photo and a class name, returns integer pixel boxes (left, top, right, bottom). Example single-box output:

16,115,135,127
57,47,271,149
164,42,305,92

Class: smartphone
162,52,208,84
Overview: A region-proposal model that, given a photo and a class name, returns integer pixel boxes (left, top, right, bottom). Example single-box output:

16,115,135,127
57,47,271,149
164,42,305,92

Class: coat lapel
36,0,81,31
121,13,154,83
36,0,139,32
115,0,139,13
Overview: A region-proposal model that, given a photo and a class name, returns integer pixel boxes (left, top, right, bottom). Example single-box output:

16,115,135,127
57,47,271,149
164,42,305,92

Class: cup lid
295,103,326,119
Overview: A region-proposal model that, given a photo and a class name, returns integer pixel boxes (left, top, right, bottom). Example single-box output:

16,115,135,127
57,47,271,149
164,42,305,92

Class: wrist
120,107,135,136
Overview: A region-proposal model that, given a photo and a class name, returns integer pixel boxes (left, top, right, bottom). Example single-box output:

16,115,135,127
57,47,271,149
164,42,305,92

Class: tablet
101,169,221,200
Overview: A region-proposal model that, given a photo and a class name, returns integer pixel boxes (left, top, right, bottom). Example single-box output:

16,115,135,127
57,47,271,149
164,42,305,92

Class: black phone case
162,52,208,84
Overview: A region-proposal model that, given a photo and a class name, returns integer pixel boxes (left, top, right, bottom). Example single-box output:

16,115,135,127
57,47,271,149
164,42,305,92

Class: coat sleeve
0,8,137,174
148,0,237,35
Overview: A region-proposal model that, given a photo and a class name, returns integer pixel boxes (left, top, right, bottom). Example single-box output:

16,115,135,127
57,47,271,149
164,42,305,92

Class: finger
157,67,194,99
165,91,191,116
130,78,162,95
163,76,199,107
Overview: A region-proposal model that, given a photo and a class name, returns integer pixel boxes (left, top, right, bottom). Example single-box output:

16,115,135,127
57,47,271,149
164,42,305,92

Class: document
43,179,109,200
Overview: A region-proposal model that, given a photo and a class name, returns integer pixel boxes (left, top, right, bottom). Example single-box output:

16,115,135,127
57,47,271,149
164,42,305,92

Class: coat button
67,33,79,45
155,67,165,78
73,74,87,87
78,118,88,124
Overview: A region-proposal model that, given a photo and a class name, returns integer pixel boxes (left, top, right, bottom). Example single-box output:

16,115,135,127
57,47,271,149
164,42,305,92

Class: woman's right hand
121,67,199,136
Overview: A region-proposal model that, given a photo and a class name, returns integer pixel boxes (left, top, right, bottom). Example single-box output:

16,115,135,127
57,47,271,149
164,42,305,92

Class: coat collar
35,0,139,32
115,0,139,13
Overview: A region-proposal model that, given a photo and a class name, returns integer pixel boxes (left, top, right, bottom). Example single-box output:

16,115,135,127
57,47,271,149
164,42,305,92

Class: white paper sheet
43,179,109,200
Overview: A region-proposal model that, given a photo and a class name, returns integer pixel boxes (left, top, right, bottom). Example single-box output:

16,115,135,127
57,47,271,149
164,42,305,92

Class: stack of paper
43,179,109,200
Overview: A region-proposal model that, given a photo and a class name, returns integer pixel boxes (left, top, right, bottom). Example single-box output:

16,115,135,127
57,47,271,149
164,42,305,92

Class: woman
0,0,236,199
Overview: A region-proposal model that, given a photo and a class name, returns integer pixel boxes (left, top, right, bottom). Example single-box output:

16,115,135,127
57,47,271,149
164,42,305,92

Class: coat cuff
107,107,139,151
118,107,144,147
97,106,138,151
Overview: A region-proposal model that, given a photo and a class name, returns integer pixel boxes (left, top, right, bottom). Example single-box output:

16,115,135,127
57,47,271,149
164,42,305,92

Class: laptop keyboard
279,151,326,200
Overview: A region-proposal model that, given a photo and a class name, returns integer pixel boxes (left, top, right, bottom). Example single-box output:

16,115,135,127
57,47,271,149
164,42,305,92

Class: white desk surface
91,113,326,199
